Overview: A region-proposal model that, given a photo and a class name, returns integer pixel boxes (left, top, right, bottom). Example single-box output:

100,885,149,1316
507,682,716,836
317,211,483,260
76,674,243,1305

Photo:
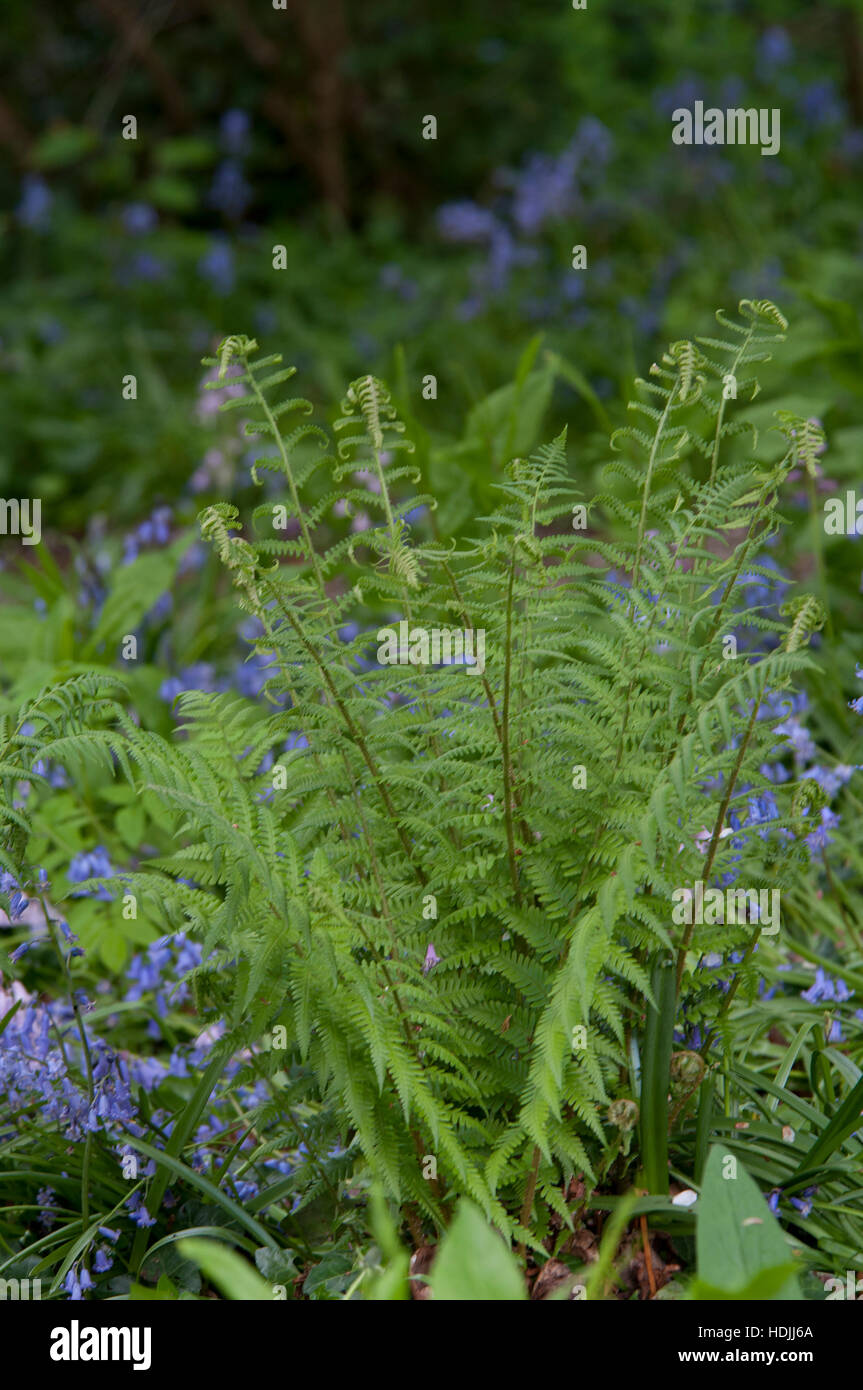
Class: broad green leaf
696,1145,802,1299
178,1238,274,1300
427,1201,526,1301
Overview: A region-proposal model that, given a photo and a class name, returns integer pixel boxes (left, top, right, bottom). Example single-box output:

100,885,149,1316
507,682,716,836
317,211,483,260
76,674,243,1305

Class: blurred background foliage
1,0,862,537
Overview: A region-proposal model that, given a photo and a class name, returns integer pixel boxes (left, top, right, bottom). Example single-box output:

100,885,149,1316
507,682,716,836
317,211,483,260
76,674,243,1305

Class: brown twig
640,1214,657,1297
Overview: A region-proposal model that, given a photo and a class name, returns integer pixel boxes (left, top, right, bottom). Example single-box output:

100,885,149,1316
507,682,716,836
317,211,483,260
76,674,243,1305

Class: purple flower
121,202,157,236
68,847,115,900
209,159,252,221
757,27,792,75
775,715,816,765
0,871,28,920
123,252,168,284
805,806,840,853
806,764,859,797
378,264,419,302
159,662,218,703
16,175,52,229
220,109,251,155
790,1187,817,1219
435,201,500,244
126,1192,155,1228
801,967,852,1005
198,238,236,294
63,1264,94,1300
422,943,440,975
798,81,843,128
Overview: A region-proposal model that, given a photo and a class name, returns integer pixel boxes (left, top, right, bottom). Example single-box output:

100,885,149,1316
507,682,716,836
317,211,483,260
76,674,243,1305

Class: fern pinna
2,303,827,1249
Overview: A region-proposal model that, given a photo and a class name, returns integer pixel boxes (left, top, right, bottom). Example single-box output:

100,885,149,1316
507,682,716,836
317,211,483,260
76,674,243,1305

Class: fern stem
517,1144,541,1255
270,587,427,882
242,351,327,599
501,548,523,904
706,322,754,488
674,675,765,991
442,560,533,848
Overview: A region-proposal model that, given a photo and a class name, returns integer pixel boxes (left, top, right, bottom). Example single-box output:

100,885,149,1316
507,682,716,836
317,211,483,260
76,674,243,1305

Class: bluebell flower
93,1247,113,1274
121,202,157,235
436,201,500,244
31,758,71,788
234,650,273,699
798,80,843,127
209,159,252,221
167,1050,189,1079
174,932,203,974
159,662,218,703
68,847,115,900
456,295,484,321
37,1187,57,1229
122,252,168,284
126,1193,155,1228
653,74,702,119
506,143,579,237
574,116,613,166
775,714,816,765
840,128,863,160
0,871,29,920
805,806,840,853
220,108,251,155
758,26,792,73
37,317,65,345
16,175,52,229
378,263,418,301
64,1265,93,1300
746,790,779,837
801,967,852,1005
198,237,236,294
790,1187,817,1218
806,764,859,797
422,943,440,974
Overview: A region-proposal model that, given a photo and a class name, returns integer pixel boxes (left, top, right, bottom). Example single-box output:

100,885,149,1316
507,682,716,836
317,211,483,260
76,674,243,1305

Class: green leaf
790,1071,863,1180
129,1274,181,1301
33,125,98,168
465,367,554,465
690,1263,801,1301
427,1201,526,1301
142,174,197,213
98,929,128,974
695,1145,802,1299
178,1238,274,1300
154,137,216,170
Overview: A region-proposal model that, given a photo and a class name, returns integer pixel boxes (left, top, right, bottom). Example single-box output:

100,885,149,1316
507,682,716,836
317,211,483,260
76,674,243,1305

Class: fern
3,303,840,1251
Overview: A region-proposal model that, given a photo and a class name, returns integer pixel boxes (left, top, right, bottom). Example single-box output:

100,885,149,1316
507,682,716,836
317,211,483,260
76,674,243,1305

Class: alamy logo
672,102,780,156
50,1321,152,1371
672,881,780,935
0,498,41,545
823,490,863,536
377,621,486,676
0,1277,41,1299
